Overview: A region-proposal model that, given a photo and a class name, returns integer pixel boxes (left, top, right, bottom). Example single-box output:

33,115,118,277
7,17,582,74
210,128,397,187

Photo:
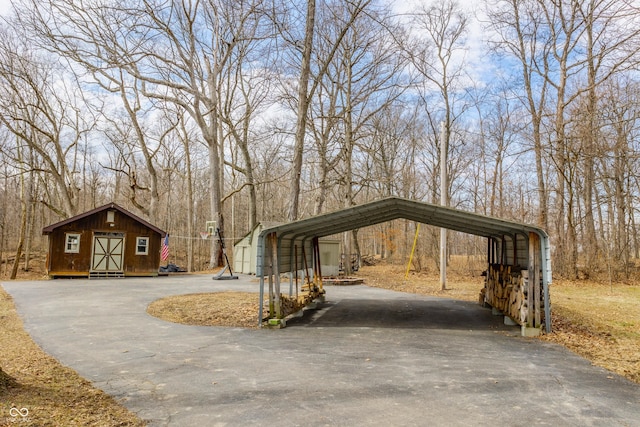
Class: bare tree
472,81,527,218
0,25,91,218
404,0,469,279
218,20,277,231
287,0,316,221
19,0,275,267
575,0,640,272
307,2,407,212
277,0,372,220
485,0,551,231
594,76,640,277
99,106,162,223
174,109,197,271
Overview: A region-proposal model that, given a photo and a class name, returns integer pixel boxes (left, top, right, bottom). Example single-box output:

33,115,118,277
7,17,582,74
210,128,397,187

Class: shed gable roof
42,202,166,236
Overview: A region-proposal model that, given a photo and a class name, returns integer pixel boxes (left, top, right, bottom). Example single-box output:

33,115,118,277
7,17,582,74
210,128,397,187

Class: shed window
65,233,81,253
136,237,149,255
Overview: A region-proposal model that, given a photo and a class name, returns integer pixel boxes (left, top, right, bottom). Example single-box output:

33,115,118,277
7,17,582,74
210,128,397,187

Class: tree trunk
11,149,27,280
184,126,194,273
582,5,598,271
288,0,315,221
208,137,224,268
23,169,34,272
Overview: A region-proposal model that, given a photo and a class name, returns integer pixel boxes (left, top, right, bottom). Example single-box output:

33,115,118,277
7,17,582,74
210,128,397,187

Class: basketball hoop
200,232,210,240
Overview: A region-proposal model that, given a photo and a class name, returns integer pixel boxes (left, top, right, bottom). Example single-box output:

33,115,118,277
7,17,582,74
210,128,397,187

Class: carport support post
440,121,448,291
270,233,282,319
265,233,281,320
528,232,541,328
312,237,323,291
533,234,541,327
267,237,274,318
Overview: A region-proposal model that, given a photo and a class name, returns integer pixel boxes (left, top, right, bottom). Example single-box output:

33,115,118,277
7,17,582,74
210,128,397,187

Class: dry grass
358,263,484,302
147,292,262,329
539,281,640,383
0,286,146,427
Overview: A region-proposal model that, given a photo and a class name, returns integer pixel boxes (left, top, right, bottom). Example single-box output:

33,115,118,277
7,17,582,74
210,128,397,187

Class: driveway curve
3,275,639,427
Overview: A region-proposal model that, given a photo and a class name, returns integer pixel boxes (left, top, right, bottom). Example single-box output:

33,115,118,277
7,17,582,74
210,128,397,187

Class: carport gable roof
257,197,552,332
257,197,551,284
259,197,548,241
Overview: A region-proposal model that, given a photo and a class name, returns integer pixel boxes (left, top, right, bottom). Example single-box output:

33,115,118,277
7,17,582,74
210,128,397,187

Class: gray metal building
256,197,552,334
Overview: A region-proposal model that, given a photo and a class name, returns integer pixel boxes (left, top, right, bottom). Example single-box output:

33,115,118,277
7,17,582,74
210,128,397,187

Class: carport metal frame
257,197,552,332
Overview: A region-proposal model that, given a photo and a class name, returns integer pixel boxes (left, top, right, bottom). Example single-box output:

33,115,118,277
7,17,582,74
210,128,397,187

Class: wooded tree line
1,0,640,279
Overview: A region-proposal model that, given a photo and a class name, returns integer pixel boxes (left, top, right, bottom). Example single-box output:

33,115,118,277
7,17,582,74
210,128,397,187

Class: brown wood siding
47,209,162,277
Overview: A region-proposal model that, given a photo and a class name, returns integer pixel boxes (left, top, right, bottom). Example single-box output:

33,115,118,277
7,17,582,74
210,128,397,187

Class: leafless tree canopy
1,0,640,278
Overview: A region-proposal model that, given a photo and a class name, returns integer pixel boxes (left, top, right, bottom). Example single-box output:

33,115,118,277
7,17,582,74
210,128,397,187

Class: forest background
1,0,640,281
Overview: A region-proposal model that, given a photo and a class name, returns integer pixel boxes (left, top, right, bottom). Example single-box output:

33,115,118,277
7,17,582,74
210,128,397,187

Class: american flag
161,234,169,261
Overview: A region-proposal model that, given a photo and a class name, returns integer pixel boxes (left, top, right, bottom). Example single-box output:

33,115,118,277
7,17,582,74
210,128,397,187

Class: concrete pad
504,316,518,326
3,275,639,427
522,325,542,337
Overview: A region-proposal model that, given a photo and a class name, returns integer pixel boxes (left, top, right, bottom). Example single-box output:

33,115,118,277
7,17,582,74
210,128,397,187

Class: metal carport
257,197,552,333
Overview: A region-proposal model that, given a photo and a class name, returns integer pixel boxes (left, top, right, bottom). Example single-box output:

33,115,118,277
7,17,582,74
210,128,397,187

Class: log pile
360,255,380,266
279,283,325,318
279,294,305,317
484,264,528,325
510,270,528,324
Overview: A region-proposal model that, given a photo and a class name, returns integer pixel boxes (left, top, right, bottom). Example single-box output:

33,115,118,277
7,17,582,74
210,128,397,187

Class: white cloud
0,0,12,16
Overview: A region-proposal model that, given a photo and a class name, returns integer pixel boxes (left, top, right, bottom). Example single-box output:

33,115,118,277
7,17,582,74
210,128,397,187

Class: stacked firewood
484,264,528,325
509,270,528,324
279,283,325,317
279,294,305,317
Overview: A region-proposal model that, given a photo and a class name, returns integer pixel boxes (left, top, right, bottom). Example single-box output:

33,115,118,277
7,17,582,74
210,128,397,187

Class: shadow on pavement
286,297,515,331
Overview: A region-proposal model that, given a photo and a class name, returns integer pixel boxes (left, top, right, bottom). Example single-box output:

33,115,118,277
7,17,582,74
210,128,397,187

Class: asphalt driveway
3,275,639,426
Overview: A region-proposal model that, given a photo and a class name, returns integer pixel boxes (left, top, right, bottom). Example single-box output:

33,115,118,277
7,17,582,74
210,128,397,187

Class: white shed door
91,234,124,272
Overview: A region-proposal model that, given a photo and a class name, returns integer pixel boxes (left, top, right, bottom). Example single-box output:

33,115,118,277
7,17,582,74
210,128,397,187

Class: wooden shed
42,203,166,278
